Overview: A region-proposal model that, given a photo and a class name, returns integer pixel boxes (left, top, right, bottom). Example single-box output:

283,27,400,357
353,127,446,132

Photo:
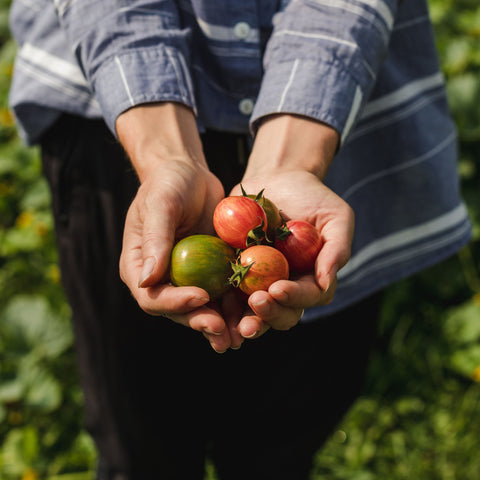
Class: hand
116,103,237,352
231,114,354,339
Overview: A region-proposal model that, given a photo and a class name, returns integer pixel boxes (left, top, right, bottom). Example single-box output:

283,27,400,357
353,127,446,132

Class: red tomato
274,220,323,273
230,245,289,295
213,196,268,249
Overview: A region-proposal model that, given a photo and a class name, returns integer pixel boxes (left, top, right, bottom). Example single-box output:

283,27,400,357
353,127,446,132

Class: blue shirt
8,0,472,319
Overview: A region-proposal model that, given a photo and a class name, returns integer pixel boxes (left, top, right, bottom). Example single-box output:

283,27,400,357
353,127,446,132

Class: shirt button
239,98,254,115
233,21,251,40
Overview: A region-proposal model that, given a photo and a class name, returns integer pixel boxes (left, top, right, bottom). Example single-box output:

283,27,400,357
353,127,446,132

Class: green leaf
0,295,73,358
20,360,62,411
0,377,23,404
444,300,480,345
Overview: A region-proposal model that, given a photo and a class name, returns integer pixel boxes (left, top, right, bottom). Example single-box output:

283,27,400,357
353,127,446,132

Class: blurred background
0,0,479,478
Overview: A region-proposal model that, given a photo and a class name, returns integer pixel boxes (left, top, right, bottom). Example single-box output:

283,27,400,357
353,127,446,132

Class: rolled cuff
251,58,363,144
91,45,197,136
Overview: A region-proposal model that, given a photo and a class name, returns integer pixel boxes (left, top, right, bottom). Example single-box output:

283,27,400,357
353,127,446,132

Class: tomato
213,196,268,249
274,220,323,273
170,234,236,298
246,192,284,240
230,245,289,295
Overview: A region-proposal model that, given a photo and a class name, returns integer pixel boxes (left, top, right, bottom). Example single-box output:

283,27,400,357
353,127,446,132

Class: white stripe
343,130,456,200
114,56,135,106
16,59,95,105
355,0,394,30
19,43,87,87
277,59,299,111
197,17,259,43
339,203,469,281
312,0,391,35
340,220,471,287
165,48,187,100
349,89,445,142
274,29,357,49
176,51,196,109
274,30,375,78
394,15,430,31
341,85,363,143
54,0,77,16
361,72,445,120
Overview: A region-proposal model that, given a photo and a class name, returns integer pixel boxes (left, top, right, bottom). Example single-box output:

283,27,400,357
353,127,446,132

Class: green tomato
170,234,236,299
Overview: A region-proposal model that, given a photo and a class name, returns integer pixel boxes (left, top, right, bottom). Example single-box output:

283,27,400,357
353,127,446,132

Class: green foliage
0,0,479,479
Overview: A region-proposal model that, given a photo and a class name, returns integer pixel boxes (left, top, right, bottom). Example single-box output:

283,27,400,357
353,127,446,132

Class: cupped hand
119,158,234,351
117,103,238,352
231,169,354,339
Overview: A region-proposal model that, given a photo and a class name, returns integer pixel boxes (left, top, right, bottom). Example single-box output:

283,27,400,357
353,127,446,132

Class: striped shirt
8,0,472,318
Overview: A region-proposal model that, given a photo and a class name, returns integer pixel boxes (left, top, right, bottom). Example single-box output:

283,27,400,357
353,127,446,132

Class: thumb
138,209,177,288
315,215,354,292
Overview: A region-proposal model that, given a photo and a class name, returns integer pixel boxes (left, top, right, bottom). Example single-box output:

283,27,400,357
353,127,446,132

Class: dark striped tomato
170,234,236,299
231,245,289,295
213,196,268,249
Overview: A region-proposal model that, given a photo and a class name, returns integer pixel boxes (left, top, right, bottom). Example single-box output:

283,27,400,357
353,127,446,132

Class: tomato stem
229,260,255,288
246,219,268,246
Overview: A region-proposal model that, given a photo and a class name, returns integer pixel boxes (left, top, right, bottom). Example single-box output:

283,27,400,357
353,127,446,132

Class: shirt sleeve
251,0,398,144
53,0,196,135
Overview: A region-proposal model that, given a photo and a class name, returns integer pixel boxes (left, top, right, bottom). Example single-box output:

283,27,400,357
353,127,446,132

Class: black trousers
40,114,380,480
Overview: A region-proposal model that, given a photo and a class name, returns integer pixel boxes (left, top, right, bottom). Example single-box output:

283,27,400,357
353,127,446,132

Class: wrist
245,114,339,180
116,102,206,183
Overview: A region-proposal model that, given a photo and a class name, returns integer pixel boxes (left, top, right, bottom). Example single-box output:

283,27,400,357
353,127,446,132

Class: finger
221,290,246,350
133,283,211,316
167,304,230,353
268,275,336,309
119,204,146,290
237,313,270,340
138,197,178,287
249,290,304,331
316,206,354,291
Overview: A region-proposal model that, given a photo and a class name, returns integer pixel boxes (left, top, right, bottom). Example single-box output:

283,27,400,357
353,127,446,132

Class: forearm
116,102,206,183
245,114,339,181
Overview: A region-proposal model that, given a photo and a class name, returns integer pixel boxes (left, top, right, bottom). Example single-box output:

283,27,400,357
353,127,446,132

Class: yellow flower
34,222,49,237
472,365,480,383
15,211,34,229
21,468,39,480
47,264,61,284
473,292,480,307
0,108,15,127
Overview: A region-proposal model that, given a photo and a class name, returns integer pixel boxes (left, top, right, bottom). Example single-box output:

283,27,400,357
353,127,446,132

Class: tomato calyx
228,258,255,288
274,221,291,241
246,219,267,246
240,184,262,201
241,184,287,244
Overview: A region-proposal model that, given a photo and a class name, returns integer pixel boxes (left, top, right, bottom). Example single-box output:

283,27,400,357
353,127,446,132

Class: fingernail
188,296,210,308
324,265,338,291
213,346,227,354
269,286,288,301
204,327,224,336
250,297,269,314
242,331,258,339
138,256,156,287
231,344,242,350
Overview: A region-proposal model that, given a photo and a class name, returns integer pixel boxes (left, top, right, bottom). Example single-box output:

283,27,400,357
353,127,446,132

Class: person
8,0,471,479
